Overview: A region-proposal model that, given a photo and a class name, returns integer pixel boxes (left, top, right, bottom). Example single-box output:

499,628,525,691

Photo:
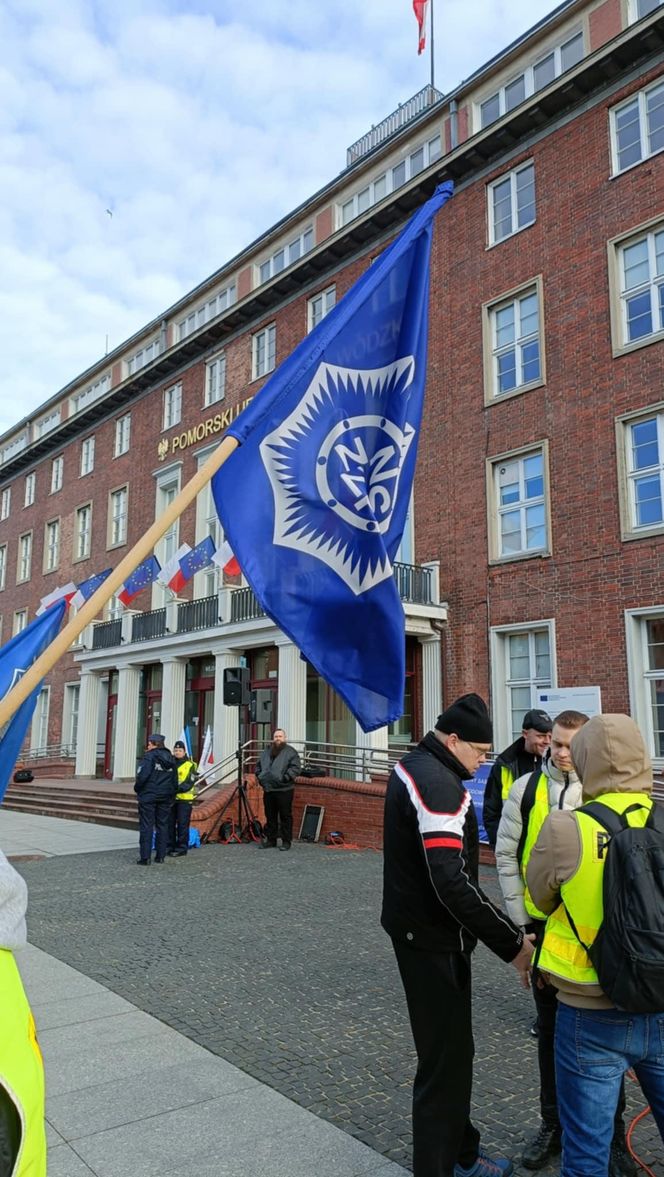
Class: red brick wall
315,206,334,242
589,0,623,51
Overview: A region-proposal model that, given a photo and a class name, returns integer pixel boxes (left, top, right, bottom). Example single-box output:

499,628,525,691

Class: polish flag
36,582,77,616
200,724,214,769
157,544,191,594
212,540,241,578
412,0,429,54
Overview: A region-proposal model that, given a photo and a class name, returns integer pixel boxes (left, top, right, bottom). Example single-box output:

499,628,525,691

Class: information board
467,760,492,845
536,685,602,719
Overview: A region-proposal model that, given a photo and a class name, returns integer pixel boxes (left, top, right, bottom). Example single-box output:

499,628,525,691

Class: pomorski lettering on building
158,398,253,459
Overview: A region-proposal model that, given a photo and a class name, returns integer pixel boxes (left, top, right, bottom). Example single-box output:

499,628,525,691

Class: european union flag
0,600,67,803
212,183,453,732
118,555,161,606
178,537,216,585
71,568,112,611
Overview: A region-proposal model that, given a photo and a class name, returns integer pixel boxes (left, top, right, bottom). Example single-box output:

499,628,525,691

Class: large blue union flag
212,182,453,731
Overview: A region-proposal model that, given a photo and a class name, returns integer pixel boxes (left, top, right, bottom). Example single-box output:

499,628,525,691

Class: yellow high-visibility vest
518,772,550,921
538,792,652,988
0,948,46,1175
500,764,516,801
175,759,197,802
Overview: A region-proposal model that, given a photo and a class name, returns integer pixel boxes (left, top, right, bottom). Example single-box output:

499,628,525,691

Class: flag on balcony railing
118,555,161,606
0,599,67,803
413,0,429,54
36,582,77,616
177,536,216,586
212,183,453,732
157,544,191,594
70,568,113,611
211,539,241,578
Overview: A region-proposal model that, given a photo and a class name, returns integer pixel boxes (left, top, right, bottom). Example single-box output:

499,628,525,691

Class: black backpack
564,800,664,1013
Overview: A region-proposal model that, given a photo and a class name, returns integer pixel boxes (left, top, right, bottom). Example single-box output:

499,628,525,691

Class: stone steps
4,784,138,830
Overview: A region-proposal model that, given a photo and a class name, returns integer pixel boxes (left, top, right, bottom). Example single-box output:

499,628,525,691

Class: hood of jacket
571,714,652,801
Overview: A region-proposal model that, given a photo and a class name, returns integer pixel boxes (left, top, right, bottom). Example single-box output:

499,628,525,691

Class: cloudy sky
0,0,560,437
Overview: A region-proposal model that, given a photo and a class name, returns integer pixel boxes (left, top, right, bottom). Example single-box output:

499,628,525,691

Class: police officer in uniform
134,733,177,865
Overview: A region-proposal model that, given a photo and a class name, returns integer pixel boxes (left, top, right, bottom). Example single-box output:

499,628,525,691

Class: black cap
522,709,552,734
435,693,493,742
148,732,165,745
173,740,186,750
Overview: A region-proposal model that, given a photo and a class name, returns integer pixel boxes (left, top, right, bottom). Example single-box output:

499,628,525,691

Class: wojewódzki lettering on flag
0,600,67,803
118,555,161,607
177,536,217,586
70,568,113,612
157,544,191,595
212,182,453,732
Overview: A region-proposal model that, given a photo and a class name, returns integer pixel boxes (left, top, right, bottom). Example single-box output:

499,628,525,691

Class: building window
205,353,226,406
63,683,80,750
0,488,11,520
625,608,664,761
127,338,160,376
163,383,182,430
51,456,64,493
611,80,664,174
31,686,50,751
154,470,181,603
485,282,542,399
24,473,35,507
0,434,27,465
75,504,92,560
490,622,555,747
615,225,664,348
479,31,584,128
109,487,128,547
13,610,27,635
177,282,237,341
258,229,314,284
44,519,60,572
0,545,6,591
17,533,32,583
630,0,664,22
34,408,61,438
114,413,131,457
80,437,95,477
489,446,548,560
252,324,276,379
107,593,124,621
339,136,441,227
308,286,336,332
488,161,536,244
70,373,111,415
619,407,664,535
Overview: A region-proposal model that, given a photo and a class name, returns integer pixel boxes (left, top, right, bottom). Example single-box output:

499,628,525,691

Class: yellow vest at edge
519,772,550,922
176,759,197,802
0,948,46,1176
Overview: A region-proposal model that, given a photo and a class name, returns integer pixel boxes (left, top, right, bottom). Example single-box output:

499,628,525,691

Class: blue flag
118,555,161,606
0,600,67,803
212,182,453,732
178,536,216,585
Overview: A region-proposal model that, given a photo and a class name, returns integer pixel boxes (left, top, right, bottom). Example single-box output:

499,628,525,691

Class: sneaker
279,842,292,851
522,1124,561,1170
455,1151,514,1177
609,1138,637,1177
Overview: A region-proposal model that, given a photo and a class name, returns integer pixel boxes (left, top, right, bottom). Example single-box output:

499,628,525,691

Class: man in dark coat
482,709,552,849
256,729,301,851
382,693,535,1177
134,733,178,865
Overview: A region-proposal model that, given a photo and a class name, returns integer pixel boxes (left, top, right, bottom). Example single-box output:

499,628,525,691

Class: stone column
75,669,101,777
113,663,142,779
421,634,442,735
355,721,389,781
276,639,307,746
160,657,187,748
213,649,242,779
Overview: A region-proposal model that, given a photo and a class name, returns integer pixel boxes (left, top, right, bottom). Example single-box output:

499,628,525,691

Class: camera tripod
210,712,263,843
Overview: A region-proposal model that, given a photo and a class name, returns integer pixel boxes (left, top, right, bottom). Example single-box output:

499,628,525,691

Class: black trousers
168,800,192,852
394,941,480,1177
138,797,172,861
263,789,293,845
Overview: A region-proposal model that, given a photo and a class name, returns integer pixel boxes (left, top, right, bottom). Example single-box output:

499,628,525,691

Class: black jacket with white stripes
381,732,524,961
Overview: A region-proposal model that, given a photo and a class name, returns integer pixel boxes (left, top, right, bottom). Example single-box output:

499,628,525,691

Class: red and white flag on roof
412,0,429,54
212,539,241,578
36,583,77,616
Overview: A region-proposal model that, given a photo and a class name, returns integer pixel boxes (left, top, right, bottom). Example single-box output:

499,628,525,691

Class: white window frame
126,338,160,376
70,373,110,415
44,518,60,573
308,286,336,333
0,488,10,520
625,606,664,768
483,278,544,402
34,408,61,438
30,686,50,752
153,465,182,606
252,324,276,380
629,0,664,23
338,136,441,228
24,473,35,508
75,503,92,562
1,434,27,465
487,442,550,563
195,447,225,598
163,383,182,431
177,282,237,340
0,545,6,591
610,220,664,353
205,352,226,407
17,532,32,583
108,487,128,548
13,610,27,636
114,413,131,457
616,402,664,538
51,456,63,494
488,160,536,245
257,228,314,284
478,30,584,129
610,79,664,175
80,436,95,477
490,619,557,751
63,682,80,752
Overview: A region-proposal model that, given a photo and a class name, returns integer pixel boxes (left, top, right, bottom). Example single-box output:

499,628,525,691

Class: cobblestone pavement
18,842,662,1174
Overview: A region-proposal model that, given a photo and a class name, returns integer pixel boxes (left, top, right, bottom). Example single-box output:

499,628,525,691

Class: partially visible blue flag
0,600,67,803
212,182,453,731
178,536,216,586
118,555,161,606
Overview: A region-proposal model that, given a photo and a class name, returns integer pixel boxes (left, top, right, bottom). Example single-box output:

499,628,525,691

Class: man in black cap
134,734,178,865
382,693,535,1177
482,709,552,850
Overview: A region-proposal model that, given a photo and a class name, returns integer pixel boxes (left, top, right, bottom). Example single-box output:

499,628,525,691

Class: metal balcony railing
131,608,167,642
392,561,433,604
177,595,218,633
230,587,266,623
346,85,444,165
91,619,122,650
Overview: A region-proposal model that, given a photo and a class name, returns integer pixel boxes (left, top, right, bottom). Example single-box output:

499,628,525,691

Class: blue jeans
555,1002,664,1177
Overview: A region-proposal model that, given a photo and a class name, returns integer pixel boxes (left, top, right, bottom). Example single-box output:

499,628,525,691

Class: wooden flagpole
0,434,239,731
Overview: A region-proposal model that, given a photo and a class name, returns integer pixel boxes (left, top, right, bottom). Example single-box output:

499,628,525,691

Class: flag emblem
261,359,416,595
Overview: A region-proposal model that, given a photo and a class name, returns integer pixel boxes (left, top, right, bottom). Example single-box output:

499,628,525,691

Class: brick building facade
0,0,662,777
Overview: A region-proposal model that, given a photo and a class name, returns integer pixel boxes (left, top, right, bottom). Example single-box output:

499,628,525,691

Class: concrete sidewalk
0,808,136,858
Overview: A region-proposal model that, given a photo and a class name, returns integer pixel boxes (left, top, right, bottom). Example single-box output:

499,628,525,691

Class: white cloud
0,0,560,436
